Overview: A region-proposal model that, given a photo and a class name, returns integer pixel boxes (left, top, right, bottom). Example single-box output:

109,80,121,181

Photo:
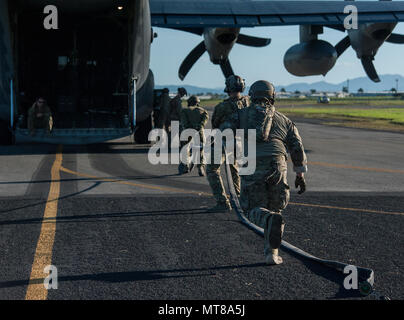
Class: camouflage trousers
156,111,171,132
180,129,205,168
206,151,240,205
240,155,290,214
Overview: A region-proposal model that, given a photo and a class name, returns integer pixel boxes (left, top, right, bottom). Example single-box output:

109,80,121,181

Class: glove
295,175,306,194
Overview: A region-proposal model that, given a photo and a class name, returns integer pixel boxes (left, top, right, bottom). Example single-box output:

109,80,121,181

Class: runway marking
25,145,63,300
289,202,404,216
60,166,404,217
307,161,404,174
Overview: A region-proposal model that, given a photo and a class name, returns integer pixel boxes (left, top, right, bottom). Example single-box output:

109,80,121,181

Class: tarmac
0,119,403,300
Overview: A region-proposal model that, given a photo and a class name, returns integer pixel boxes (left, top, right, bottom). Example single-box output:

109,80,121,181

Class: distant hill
157,74,404,94
276,74,404,93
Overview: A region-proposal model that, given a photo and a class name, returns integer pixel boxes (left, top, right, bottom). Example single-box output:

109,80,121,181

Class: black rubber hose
223,159,375,296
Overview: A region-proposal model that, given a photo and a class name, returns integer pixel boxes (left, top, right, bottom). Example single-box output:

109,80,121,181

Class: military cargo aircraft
1,0,404,146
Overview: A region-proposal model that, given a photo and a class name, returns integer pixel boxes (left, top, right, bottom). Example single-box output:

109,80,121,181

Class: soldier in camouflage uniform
178,96,209,177
155,88,171,131
27,97,53,136
238,80,307,265
206,75,250,212
169,87,188,128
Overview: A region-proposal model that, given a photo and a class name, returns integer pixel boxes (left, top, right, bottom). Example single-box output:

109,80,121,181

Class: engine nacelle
348,23,397,59
284,40,337,77
203,28,240,64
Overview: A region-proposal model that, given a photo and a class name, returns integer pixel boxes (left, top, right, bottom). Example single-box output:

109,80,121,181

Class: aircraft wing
150,0,404,28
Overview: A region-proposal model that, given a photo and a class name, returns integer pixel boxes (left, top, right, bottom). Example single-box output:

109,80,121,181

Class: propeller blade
386,33,404,44
236,34,271,47
335,36,351,57
220,59,234,78
178,41,206,80
361,57,380,83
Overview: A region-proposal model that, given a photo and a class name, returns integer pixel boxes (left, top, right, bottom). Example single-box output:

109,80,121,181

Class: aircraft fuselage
0,0,154,144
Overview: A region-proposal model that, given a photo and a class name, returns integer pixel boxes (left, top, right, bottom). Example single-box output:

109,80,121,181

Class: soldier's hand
295,174,306,194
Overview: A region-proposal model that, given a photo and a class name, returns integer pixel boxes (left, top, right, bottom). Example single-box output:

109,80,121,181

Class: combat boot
207,200,231,212
264,213,284,265
198,165,206,177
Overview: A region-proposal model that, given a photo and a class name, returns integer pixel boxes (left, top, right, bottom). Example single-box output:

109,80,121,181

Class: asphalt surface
0,120,403,300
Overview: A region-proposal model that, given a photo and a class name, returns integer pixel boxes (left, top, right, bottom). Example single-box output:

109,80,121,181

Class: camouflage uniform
27,103,53,134
239,85,307,264
179,101,209,174
240,104,307,213
169,94,183,123
169,88,187,132
206,95,250,206
156,90,171,131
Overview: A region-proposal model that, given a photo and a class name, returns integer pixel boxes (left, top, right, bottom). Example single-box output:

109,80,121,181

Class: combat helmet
224,75,245,93
249,80,276,103
178,87,188,97
187,95,200,107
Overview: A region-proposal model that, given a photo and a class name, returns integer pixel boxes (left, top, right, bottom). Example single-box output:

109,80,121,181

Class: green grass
185,97,404,131
276,97,404,107
277,107,404,125
196,97,404,108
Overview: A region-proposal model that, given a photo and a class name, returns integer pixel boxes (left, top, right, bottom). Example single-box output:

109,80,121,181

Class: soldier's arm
211,103,223,129
200,109,209,128
286,123,308,173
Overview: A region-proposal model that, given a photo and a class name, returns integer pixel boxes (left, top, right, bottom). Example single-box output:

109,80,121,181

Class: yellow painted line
26,145,63,300
60,166,205,196
61,166,404,217
289,202,404,216
308,161,404,174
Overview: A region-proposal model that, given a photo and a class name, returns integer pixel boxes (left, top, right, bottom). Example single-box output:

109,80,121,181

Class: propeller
386,33,404,44
176,29,271,80
326,0,402,82
361,56,380,82
179,41,206,81
332,31,384,82
219,59,234,78
332,29,404,82
334,35,351,57
236,34,271,47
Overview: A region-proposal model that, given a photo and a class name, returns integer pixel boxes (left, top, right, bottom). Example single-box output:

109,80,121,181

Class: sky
150,0,404,88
